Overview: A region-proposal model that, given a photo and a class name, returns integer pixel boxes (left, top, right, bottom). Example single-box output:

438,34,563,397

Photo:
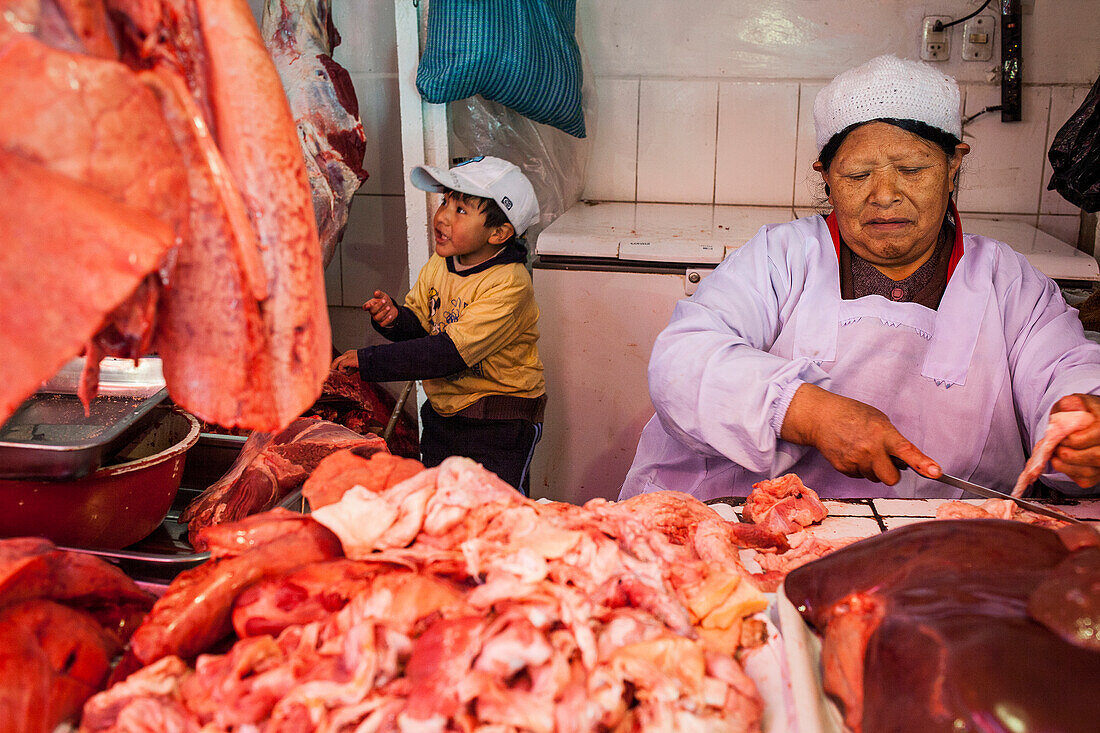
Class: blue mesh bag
416,0,585,138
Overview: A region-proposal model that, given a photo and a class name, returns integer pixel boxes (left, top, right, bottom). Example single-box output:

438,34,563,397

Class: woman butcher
620,55,1100,500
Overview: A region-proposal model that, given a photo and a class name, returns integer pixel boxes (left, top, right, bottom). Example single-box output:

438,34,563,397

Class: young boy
333,156,546,494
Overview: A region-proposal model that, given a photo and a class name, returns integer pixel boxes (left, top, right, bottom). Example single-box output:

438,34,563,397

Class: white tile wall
245,0,1097,352
637,80,718,204
957,85,1051,214
327,306,367,354
967,212,1040,232
1038,214,1083,246
581,78,639,201
339,195,411,308
793,83,824,208
715,82,798,206
326,304,401,355
323,248,342,306
350,74,405,196
578,1,1100,86
331,0,397,75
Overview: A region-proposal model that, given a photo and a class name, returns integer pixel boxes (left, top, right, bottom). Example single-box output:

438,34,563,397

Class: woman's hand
331,349,359,373
780,384,941,485
364,290,398,327
1049,393,1100,489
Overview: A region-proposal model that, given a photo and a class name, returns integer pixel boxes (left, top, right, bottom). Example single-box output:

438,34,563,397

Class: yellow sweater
405,254,545,415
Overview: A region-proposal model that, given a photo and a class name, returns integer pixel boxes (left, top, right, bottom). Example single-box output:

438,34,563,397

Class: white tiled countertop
706,497,1100,533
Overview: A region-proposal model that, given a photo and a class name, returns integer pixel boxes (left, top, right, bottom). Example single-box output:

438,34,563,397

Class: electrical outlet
921,16,951,62
962,14,995,61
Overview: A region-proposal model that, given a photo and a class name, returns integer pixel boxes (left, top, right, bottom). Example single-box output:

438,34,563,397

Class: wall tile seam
1034,86,1054,216
633,78,641,201
710,83,721,206
792,83,804,208
596,75,1091,88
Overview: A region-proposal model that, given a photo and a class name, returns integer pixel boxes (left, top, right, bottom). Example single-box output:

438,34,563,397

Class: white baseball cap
410,156,540,235
814,55,962,152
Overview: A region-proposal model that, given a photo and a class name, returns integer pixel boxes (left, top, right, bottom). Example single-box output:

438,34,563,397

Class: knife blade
891,458,1086,526
929,472,1087,526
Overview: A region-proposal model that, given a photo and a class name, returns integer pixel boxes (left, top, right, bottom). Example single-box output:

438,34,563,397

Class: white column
394,0,449,425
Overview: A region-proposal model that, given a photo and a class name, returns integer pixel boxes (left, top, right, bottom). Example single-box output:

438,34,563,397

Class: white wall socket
961,14,995,61
921,16,951,62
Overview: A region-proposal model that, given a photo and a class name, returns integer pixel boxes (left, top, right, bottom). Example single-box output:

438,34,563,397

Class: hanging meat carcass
262,0,368,268
0,0,331,432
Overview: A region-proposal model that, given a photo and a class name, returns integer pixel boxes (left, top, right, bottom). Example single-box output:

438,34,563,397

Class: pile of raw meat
0,538,154,732
785,519,1100,733
0,0,331,432
82,452,784,732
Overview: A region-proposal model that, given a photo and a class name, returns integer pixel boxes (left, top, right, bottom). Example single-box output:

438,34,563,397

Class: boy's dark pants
419,402,542,496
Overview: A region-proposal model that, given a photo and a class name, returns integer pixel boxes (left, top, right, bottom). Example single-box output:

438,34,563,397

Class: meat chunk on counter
0,539,154,733
742,474,828,534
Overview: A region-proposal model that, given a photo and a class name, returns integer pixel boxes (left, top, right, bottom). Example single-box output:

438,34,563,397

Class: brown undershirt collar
838,223,953,309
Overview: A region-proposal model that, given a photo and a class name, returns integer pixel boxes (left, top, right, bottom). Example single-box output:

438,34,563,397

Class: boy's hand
364,290,398,327
332,349,359,373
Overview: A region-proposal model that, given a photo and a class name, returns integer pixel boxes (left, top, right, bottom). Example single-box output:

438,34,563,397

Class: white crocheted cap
813,55,961,153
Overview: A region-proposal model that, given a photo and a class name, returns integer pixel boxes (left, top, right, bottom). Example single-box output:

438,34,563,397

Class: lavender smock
620,214,1100,500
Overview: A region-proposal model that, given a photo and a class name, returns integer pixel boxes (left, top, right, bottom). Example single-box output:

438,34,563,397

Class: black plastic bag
1047,74,1100,212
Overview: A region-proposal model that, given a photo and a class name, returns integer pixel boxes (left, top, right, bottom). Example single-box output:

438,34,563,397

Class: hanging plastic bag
448,89,595,249
416,0,596,249
1047,74,1100,213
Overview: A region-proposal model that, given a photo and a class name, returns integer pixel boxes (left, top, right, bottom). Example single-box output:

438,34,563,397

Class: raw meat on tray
180,417,384,548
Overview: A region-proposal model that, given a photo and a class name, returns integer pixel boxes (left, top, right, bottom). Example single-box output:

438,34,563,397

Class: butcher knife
929,472,1089,526
893,459,1088,526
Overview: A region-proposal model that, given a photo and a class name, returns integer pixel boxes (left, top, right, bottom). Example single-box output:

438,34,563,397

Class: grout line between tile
711,81,720,206
633,79,641,202
1035,86,1052,216
792,84,803,209
868,500,888,533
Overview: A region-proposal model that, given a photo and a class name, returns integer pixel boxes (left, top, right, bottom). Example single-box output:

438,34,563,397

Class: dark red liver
785,519,1100,733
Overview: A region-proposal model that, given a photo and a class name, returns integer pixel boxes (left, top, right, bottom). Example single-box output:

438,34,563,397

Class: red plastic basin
0,409,200,548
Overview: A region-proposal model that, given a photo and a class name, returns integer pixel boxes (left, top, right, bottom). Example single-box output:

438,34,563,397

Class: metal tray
0,356,168,480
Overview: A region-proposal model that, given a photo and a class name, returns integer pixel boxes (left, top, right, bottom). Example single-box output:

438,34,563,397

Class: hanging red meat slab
0,0,330,432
